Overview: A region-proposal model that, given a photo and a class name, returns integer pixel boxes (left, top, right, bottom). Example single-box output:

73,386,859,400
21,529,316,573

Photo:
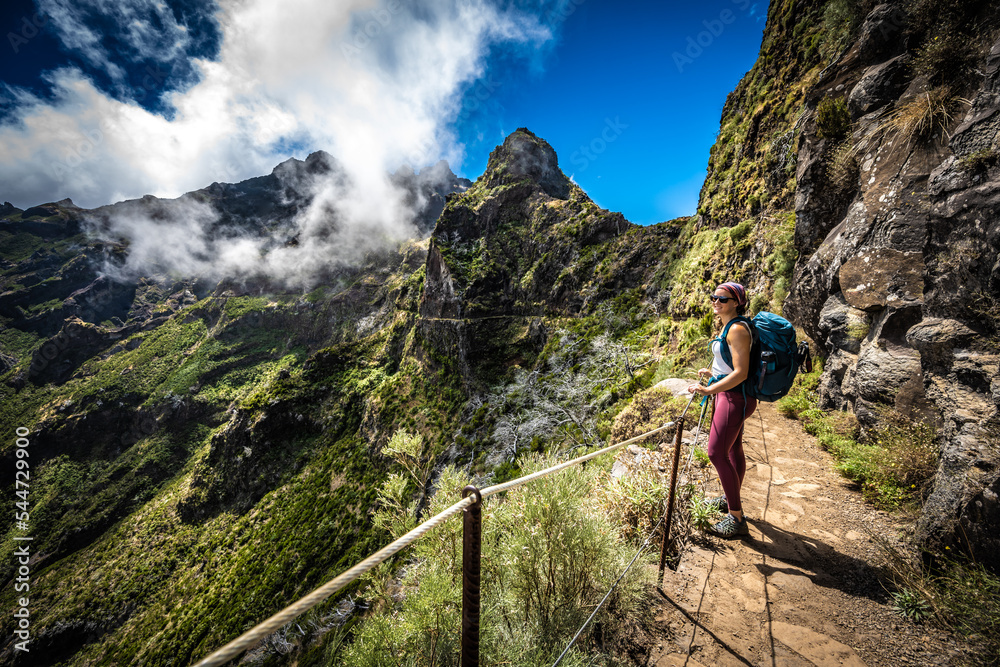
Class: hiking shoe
707,513,750,539
704,496,728,513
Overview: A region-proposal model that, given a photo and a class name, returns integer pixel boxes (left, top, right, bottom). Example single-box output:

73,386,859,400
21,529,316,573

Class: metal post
659,416,685,582
461,485,482,667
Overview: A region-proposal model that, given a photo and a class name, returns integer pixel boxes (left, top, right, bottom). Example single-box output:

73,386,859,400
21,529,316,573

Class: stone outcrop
785,2,1000,567
418,129,679,384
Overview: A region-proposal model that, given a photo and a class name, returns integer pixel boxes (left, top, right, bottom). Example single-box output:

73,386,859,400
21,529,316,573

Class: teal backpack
715,312,811,402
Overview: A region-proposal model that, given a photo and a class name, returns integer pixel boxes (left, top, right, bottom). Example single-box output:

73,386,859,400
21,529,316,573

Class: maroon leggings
707,390,757,513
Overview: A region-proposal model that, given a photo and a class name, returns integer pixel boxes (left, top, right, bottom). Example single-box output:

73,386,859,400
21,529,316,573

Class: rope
193,420,677,666
551,505,667,667
192,494,476,667
479,422,675,500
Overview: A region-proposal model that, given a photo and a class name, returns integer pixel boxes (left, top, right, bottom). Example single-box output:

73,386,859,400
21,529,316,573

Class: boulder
854,4,908,66
848,55,912,118
838,247,924,311
817,292,870,354
853,339,922,407
652,378,695,397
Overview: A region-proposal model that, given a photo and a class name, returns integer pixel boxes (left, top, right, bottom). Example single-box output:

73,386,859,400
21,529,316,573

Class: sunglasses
709,294,734,303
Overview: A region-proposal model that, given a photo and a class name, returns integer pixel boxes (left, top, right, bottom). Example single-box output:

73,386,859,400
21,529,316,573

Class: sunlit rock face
784,2,1000,567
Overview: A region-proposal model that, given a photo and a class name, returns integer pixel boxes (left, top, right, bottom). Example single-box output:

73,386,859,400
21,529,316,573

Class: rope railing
478,421,676,500
192,494,477,667
193,400,694,667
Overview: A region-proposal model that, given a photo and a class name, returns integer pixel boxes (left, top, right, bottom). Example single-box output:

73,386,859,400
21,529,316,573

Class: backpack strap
715,316,753,371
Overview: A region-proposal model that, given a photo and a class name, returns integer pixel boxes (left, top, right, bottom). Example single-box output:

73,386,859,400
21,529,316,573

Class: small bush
596,459,670,546
826,139,859,192
914,33,980,86
864,409,939,502
891,586,933,622
816,96,852,141
687,492,717,531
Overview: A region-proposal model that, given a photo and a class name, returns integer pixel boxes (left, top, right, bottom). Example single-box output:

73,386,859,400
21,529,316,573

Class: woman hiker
687,282,756,538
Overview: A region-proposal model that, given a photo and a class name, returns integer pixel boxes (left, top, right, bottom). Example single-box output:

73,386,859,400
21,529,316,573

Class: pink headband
718,282,747,306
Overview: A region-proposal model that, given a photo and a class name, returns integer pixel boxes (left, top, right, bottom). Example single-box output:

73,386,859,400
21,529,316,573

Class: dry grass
826,138,860,191
855,87,971,156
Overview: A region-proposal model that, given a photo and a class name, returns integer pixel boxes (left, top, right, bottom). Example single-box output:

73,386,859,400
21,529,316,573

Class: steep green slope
0,131,689,664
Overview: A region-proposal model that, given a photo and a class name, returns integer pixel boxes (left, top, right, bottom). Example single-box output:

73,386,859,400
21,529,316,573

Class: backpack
716,312,812,402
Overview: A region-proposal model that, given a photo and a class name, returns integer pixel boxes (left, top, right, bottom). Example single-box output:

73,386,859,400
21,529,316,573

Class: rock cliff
775,0,1000,566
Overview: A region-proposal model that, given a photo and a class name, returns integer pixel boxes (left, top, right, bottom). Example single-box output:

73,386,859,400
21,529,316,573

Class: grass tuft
816,95,852,141
859,87,971,153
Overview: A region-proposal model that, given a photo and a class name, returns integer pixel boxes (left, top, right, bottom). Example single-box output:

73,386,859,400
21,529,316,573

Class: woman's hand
697,367,711,380
687,382,710,395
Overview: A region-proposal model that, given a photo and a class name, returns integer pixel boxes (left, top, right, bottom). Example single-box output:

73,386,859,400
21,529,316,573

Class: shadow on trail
655,585,755,667
745,519,892,604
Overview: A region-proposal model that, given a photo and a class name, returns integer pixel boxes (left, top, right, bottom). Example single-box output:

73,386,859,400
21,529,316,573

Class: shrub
891,586,933,622
914,33,981,87
794,403,937,509
343,456,650,666
816,96,851,141
863,408,939,504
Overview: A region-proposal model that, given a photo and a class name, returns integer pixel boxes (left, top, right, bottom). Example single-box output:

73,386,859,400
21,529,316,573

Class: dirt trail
642,402,969,667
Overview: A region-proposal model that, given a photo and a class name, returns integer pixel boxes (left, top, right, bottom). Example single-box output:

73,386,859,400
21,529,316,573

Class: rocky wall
785,3,1000,567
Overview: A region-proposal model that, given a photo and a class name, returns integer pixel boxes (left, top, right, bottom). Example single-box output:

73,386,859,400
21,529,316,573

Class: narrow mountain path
640,402,969,667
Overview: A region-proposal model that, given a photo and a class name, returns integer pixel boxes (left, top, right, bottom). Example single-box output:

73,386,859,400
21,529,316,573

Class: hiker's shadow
742,519,891,604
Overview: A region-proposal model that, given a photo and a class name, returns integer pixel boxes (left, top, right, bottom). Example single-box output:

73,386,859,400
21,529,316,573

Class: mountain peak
482,128,572,199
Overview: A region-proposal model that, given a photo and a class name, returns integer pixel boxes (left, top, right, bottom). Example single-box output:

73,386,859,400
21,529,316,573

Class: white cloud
37,0,197,83
1,0,549,210
0,0,553,285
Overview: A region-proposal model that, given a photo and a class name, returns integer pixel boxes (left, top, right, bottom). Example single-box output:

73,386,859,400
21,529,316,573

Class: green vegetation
686,492,718,532
882,544,1000,665
344,455,650,666
777,362,939,510
821,0,865,52
698,0,832,221
914,33,981,86
7,0,994,657
816,95,851,141
0,230,49,262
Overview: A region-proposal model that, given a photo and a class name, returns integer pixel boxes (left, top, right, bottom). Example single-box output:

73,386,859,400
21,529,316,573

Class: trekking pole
682,396,710,476
659,392,696,583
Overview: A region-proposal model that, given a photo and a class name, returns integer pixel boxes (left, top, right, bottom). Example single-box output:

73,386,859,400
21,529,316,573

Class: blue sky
0,0,766,225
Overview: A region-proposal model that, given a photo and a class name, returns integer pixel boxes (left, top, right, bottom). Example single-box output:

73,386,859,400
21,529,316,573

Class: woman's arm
688,323,752,395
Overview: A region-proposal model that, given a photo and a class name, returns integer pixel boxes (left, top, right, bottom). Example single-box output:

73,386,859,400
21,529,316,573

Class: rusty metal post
461,485,482,667
659,416,685,582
